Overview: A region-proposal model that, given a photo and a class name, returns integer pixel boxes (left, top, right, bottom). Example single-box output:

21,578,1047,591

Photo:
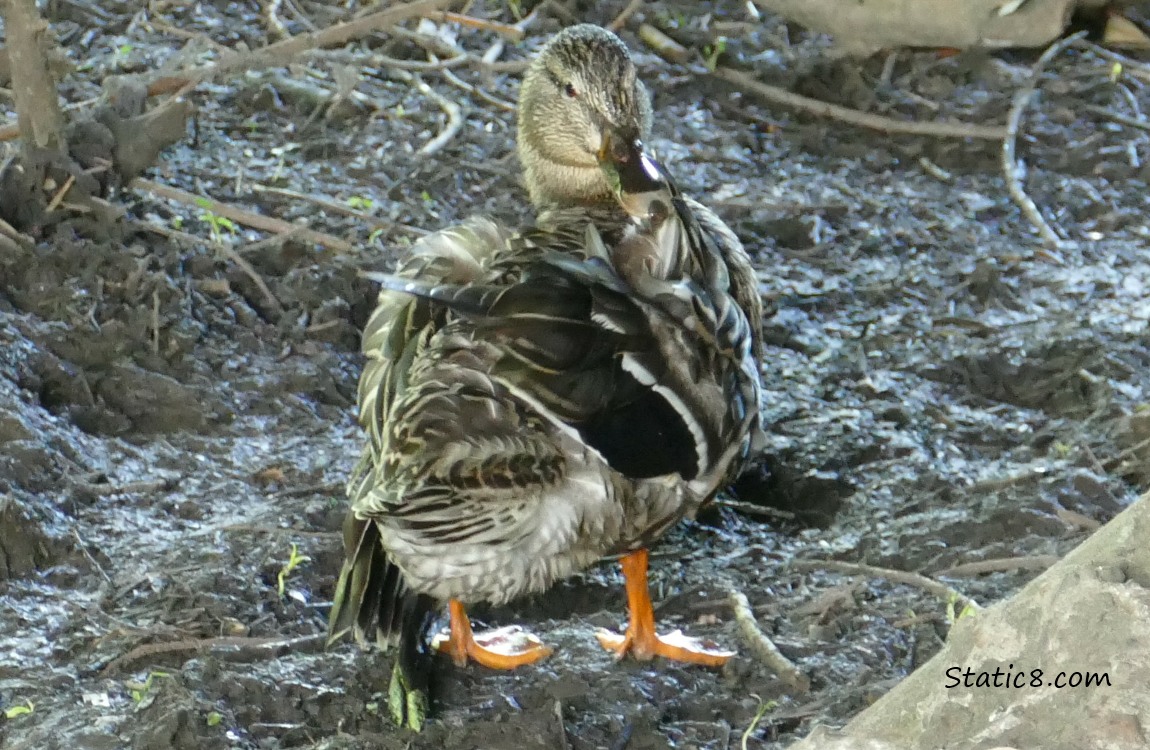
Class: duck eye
564,83,578,98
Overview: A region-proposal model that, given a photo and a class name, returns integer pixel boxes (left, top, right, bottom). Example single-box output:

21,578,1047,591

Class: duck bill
597,131,669,220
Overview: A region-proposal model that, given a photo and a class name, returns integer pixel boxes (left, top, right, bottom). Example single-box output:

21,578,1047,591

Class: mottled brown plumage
327,24,764,730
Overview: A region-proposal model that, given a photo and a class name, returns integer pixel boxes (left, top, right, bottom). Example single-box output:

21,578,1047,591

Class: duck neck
519,139,615,210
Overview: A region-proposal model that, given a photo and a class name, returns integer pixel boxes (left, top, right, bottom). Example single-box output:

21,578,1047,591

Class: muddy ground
2,1,1149,749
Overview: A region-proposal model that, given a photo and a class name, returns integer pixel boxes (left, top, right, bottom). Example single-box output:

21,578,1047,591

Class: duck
327,24,765,730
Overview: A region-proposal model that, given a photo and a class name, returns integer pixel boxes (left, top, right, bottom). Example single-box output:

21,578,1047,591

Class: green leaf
277,542,312,597
4,701,34,719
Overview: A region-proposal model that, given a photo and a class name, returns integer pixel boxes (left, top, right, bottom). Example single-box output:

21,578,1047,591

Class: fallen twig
71,526,112,585
265,0,290,39
101,633,326,674
728,590,810,693
1084,104,1150,134
132,177,355,253
1105,434,1150,471
0,215,35,250
1055,506,1102,532
74,477,180,498
715,498,796,522
1070,38,1150,84
891,611,944,629
148,0,454,95
251,184,425,237
1002,31,1086,249
442,66,517,112
609,0,645,32
934,555,1059,578
554,700,571,750
411,74,465,155
429,11,529,41
790,559,981,613
213,524,339,538
639,23,690,64
222,240,284,314
711,66,1006,140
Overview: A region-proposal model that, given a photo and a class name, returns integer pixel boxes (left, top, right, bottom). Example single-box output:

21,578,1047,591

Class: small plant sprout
194,198,237,243
277,542,311,597
741,694,775,750
946,592,978,625
348,195,374,211
4,700,34,719
127,671,170,704
206,711,224,727
704,37,728,71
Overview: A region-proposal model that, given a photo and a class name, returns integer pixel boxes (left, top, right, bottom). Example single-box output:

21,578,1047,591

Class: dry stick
5,0,66,149
152,0,454,93
1104,434,1150,470
251,183,427,236
1084,104,1150,134
728,590,810,693
554,700,571,750
715,498,796,522
214,524,338,538
429,11,528,41
934,555,1059,578
1002,30,1087,249
71,526,113,584
441,65,516,111
0,0,453,142
411,74,465,155
222,241,284,314
891,611,944,629
0,216,34,249
608,0,645,32
74,477,179,497
265,0,290,39
639,23,690,64
790,559,982,613
44,173,76,212
133,190,302,314
711,66,1006,140
151,288,161,354
1071,37,1150,83
101,633,326,674
131,178,354,253
1055,506,1102,533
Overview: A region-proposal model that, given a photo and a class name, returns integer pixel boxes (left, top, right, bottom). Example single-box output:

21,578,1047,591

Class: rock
0,495,64,581
791,491,1150,750
752,0,1108,54
92,364,208,434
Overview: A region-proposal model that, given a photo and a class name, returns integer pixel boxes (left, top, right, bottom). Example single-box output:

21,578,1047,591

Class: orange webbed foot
597,548,734,667
596,625,734,667
432,600,553,669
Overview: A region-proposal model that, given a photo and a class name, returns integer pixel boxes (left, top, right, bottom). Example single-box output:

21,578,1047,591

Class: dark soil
2,2,1148,749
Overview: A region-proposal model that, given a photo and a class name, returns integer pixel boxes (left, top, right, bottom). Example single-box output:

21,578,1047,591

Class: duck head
518,24,655,209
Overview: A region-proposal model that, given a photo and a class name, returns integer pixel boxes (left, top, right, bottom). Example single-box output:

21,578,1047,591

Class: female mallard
327,24,764,728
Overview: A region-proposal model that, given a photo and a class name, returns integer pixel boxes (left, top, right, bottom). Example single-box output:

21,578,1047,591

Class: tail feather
326,512,440,730
327,513,415,649
390,592,438,730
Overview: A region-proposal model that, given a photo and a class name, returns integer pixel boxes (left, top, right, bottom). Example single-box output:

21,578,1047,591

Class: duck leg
596,548,734,666
433,599,553,669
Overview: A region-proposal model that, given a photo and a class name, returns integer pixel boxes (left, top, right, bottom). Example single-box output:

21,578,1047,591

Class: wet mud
1,1,1147,748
